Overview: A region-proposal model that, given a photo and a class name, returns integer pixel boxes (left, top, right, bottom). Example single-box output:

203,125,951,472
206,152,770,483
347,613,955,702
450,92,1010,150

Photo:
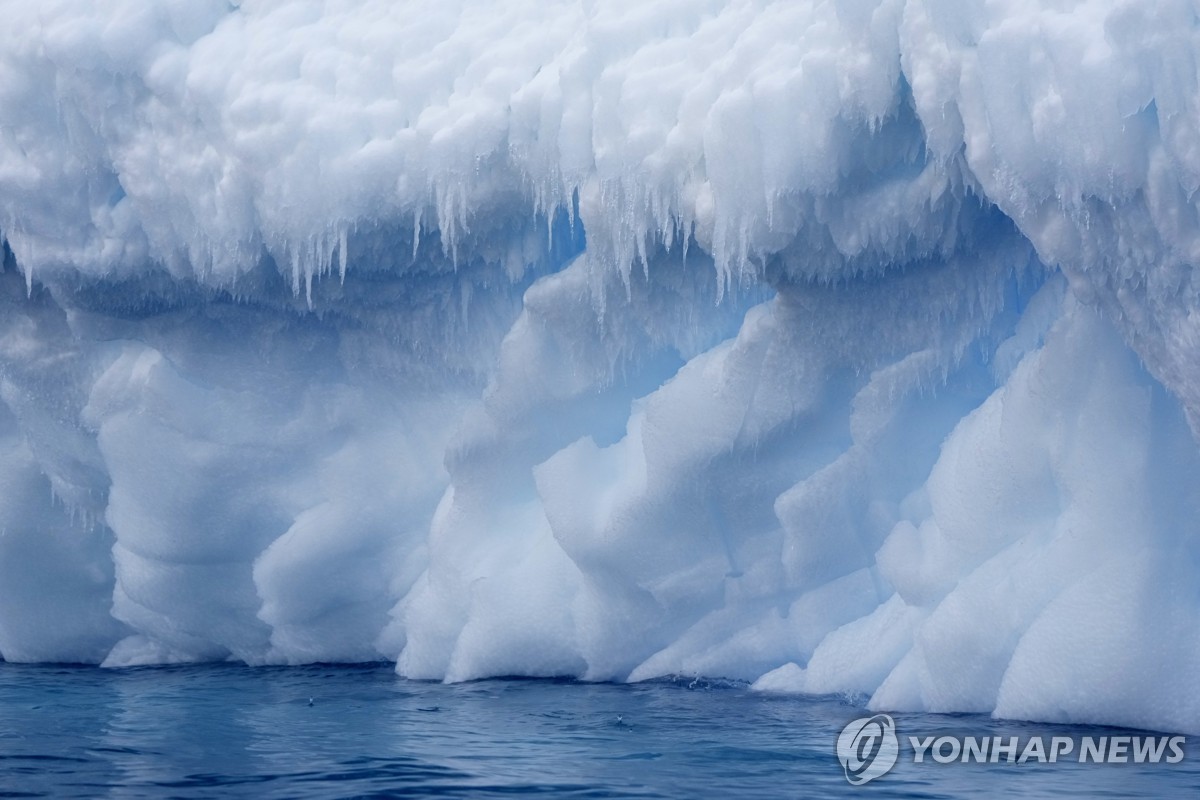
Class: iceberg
1,0,1198,733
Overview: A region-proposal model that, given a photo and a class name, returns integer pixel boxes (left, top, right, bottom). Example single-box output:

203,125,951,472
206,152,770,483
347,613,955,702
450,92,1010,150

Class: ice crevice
0,0,1199,734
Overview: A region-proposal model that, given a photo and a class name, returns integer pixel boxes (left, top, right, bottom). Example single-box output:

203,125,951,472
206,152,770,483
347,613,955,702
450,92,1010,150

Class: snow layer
1,0,1199,734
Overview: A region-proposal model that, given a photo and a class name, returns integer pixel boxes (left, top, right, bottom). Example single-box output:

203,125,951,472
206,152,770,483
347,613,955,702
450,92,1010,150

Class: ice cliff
2,0,1199,734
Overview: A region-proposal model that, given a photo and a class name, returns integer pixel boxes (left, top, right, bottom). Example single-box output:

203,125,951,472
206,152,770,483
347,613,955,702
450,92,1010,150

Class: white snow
1,0,1199,734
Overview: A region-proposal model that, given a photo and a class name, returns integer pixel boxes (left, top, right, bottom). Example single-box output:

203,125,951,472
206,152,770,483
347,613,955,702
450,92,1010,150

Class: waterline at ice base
1,0,1199,737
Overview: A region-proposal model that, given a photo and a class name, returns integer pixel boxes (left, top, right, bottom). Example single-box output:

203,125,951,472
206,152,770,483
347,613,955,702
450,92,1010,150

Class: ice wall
1,0,1199,734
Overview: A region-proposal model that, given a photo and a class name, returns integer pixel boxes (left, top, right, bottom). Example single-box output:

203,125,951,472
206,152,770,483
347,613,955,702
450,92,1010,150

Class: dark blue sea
0,663,1195,798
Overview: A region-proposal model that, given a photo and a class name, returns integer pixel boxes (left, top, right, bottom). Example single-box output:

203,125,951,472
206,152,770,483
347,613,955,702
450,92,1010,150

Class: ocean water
0,663,1194,799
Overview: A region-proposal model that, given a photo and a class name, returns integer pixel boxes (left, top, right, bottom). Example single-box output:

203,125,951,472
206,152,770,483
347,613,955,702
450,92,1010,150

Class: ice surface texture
1,0,1199,733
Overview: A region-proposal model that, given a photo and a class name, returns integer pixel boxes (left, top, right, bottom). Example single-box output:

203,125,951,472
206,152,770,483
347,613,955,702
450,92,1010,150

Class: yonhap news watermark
836,713,1187,786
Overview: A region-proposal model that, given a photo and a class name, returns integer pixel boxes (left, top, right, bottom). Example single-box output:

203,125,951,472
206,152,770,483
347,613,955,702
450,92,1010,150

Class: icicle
412,209,423,263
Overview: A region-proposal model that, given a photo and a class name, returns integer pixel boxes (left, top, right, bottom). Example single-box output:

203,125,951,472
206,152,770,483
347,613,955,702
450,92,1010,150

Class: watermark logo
837,714,899,785
835,714,1186,785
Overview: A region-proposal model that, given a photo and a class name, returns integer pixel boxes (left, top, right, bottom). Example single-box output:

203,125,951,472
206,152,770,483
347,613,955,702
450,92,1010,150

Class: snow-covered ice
1,0,1199,734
